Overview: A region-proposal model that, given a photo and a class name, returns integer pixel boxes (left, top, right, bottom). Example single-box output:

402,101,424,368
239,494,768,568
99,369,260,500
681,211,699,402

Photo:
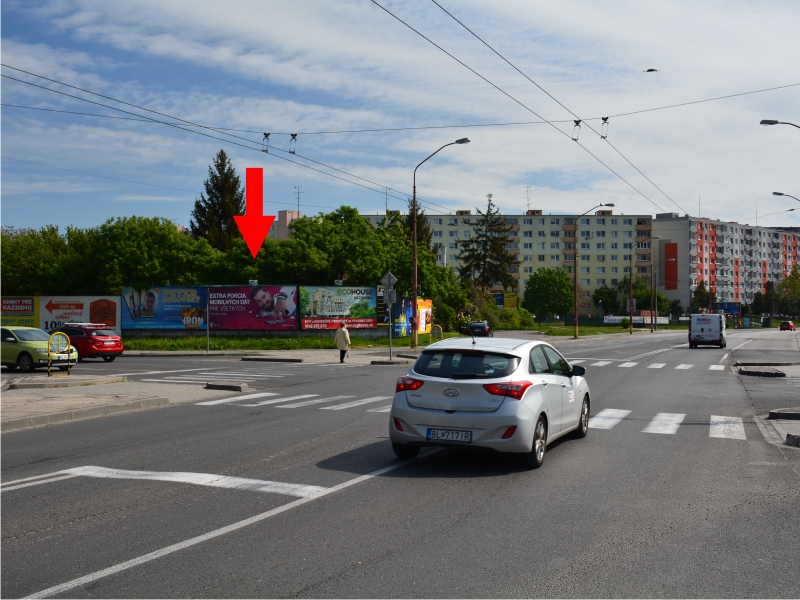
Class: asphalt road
2,330,799,598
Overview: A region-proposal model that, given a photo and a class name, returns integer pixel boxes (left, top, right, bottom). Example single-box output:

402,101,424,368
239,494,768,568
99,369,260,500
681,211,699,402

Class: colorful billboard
300,286,377,329
1,296,39,327
121,286,207,330
417,298,433,334
209,286,297,330
39,296,122,332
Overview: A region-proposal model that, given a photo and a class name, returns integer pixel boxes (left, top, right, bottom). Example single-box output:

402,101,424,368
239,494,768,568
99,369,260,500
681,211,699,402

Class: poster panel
121,286,207,330
209,286,297,330
377,286,390,328
417,298,433,334
39,296,121,332
1,296,39,327
300,286,376,329
393,296,413,337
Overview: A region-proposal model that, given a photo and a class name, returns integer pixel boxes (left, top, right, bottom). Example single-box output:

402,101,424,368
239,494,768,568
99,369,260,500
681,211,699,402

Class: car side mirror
3,337,16,343
571,365,586,377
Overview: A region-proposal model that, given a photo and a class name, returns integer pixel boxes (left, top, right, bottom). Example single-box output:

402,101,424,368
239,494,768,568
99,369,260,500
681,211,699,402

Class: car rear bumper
85,348,124,357
389,392,537,453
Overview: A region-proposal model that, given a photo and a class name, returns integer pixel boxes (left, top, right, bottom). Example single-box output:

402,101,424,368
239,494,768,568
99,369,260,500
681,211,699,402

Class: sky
2,0,799,231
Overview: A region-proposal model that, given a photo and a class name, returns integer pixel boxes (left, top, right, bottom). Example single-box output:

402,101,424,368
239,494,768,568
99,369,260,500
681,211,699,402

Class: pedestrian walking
334,321,351,363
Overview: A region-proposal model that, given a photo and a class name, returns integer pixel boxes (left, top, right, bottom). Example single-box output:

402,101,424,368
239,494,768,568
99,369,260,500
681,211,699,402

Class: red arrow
234,168,276,259
46,300,84,312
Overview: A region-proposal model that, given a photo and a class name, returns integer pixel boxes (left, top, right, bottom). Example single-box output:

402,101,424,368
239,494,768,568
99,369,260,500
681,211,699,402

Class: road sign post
381,273,398,361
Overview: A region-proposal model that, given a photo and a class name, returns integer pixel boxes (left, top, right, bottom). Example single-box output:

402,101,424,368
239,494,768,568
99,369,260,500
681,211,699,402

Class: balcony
562,235,575,243
562,224,577,232
635,223,651,231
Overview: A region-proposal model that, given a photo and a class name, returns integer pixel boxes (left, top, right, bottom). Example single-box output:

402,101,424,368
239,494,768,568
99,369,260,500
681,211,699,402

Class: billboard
300,286,377,329
417,298,433,334
391,297,433,337
1,296,39,327
209,286,297,330
713,302,741,315
39,296,121,332
121,286,207,330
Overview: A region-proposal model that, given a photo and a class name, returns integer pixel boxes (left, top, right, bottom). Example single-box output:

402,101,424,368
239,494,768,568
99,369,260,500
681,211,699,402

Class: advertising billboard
121,286,207,330
299,286,377,329
40,296,122,332
209,286,297,330
417,298,433,334
1,296,39,327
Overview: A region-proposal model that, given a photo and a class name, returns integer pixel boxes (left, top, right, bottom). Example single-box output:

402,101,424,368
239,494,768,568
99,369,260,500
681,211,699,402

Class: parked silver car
389,338,590,468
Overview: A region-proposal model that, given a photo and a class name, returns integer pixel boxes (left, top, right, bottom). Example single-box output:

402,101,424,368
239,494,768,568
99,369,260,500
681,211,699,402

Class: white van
689,314,727,348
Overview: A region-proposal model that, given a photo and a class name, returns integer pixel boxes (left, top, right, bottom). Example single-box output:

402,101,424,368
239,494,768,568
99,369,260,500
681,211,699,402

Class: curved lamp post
773,191,800,202
573,203,615,339
760,119,800,130
411,138,470,349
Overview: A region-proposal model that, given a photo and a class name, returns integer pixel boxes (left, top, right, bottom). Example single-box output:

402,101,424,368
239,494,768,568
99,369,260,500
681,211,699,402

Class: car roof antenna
471,329,476,345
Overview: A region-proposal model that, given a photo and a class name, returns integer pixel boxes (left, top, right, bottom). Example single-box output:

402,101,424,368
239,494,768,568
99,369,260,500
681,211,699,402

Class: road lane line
196,393,278,406
113,368,209,377
277,396,354,408
568,360,585,364
241,394,318,406
626,347,672,360
647,363,666,368
709,416,746,440
719,353,730,363
25,457,422,599
732,339,753,351
675,364,693,370
590,361,611,367
367,405,393,413
618,362,638,368
588,409,631,429
321,396,392,410
642,413,685,434
1,474,81,492
708,365,725,371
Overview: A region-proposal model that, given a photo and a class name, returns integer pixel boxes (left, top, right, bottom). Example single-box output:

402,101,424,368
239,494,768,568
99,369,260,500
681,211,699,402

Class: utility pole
524,185,532,213
294,178,303,214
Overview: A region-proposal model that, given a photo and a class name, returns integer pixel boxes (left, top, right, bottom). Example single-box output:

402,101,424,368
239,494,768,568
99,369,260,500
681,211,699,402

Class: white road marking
139,378,255,384
1,474,82,492
113,368,209,377
197,373,285,378
709,416,747,440
618,362,638,368
367,405,393,413
2,466,327,498
321,396,392,410
732,339,753,351
242,394,319,406
719,353,730,364
642,413,686,434
277,396,355,408
626,347,672,360
568,360,585,364
647,363,666,369
196,393,278,406
588,409,631,429
708,365,725,370
590,361,611,367
675,364,694,370
25,458,421,599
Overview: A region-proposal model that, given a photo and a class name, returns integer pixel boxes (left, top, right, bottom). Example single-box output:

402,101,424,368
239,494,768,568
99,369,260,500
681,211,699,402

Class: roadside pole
381,272,398,361
206,287,210,355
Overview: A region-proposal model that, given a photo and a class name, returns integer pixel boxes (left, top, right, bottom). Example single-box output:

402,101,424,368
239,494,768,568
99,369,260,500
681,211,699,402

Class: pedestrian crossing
196,392,393,413
138,363,355,385
569,360,728,372
589,408,751,440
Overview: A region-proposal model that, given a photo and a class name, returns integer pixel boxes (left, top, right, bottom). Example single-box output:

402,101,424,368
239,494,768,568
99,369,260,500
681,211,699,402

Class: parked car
468,321,493,337
389,338,591,468
47,323,124,362
1,326,78,373
780,321,797,331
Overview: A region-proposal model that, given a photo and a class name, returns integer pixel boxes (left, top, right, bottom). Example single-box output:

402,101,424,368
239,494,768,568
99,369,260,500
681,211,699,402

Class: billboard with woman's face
208,286,297,330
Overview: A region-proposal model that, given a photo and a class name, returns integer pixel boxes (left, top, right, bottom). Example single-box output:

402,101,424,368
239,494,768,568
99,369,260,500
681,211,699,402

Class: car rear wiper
452,373,490,379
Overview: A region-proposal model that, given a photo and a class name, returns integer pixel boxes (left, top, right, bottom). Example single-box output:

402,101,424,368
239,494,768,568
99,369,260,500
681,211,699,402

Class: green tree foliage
617,275,670,314
669,299,683,319
523,267,574,321
405,198,433,252
458,194,518,293
591,286,617,315
690,281,715,313
190,149,245,252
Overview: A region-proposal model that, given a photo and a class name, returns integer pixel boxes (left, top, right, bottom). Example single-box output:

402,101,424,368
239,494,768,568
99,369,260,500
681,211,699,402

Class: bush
518,307,536,328
620,318,630,329
496,308,521,330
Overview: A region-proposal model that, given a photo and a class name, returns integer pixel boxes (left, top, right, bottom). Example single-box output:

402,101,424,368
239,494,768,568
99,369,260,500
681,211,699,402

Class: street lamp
760,119,800,129
573,203,615,339
411,137,470,349
773,191,800,202
628,235,659,334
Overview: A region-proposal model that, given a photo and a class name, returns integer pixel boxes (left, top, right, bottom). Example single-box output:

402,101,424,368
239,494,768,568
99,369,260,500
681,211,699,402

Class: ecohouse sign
299,286,377,330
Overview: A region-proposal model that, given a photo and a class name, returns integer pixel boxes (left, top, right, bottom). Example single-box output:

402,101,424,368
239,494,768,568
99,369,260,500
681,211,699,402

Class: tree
458,194,518,293
404,198,433,252
669,298,683,319
591,286,617,315
190,149,245,252
523,268,573,321
689,281,715,313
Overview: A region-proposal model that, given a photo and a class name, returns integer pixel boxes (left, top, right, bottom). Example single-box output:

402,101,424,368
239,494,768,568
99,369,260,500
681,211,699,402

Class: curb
396,353,420,360
123,351,264,357
734,361,800,367
205,381,249,392
787,434,800,448
738,367,785,378
7,376,127,390
767,408,800,420
1,397,169,432
370,360,412,365
241,357,304,363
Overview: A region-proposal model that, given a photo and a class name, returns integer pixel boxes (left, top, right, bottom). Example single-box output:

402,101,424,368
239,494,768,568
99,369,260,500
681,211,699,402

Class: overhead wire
428,0,686,214
1,66,456,216
368,0,668,214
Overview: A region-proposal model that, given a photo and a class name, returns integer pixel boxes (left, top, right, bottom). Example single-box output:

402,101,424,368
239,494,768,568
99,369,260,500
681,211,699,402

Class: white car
389,338,591,468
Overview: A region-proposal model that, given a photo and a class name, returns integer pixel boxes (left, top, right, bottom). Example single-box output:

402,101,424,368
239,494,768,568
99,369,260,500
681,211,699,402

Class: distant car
780,321,796,331
390,338,591,468
48,323,123,362
1,326,78,373
469,321,493,337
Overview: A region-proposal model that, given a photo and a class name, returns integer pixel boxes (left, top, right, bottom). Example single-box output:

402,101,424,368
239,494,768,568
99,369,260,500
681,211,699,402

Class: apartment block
652,213,800,309
362,209,653,315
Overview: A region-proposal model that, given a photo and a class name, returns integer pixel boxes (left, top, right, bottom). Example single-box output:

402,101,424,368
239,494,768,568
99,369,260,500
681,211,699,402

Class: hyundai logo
443,388,460,397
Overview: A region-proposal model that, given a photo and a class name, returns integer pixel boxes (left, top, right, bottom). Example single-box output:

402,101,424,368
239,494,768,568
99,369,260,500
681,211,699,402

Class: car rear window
414,350,520,379
89,330,117,337
14,329,51,341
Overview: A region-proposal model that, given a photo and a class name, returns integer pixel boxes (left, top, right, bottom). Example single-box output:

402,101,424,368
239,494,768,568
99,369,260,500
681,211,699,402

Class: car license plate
104,341,115,345
58,355,67,360
426,428,471,443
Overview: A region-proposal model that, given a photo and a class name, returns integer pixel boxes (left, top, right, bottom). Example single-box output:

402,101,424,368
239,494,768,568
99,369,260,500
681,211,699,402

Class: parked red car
780,321,797,331
47,323,124,362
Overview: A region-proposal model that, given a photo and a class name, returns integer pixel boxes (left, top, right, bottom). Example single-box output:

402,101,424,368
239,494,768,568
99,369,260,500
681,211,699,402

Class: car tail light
396,376,423,392
393,418,404,432
501,426,517,439
483,381,533,400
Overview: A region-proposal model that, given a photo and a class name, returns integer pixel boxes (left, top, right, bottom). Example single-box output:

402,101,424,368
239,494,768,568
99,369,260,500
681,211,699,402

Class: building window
523,242,533,249
580,231,591,238
581,242,590,249
433,231,442,237
596,219,605,225
551,231,560,237
523,255,532,262
581,266,590,274
551,218,560,225
433,218,442,225
611,278,618,286
611,243,618,249
551,255,559,262
449,230,458,237
564,254,574,261
623,219,632,226
611,231,618,238
597,255,606,262
596,243,605,249
551,242,560,249
611,267,618,273
581,279,590,285
597,279,606,285
596,231,606,238
523,267,533,274
538,255,545,262
537,243,545,250
523,218,532,225
538,218,545,225
538,231,546,237
623,231,633,238
505,218,518,225
581,218,590,225
611,219,618,225
611,255,618,262
581,254,590,261
523,231,533,237
597,267,605,274
449,243,458,249
463,231,470,238
449,255,457,262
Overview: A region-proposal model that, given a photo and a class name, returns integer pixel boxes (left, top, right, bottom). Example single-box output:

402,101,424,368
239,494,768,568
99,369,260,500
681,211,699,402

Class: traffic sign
381,272,398,287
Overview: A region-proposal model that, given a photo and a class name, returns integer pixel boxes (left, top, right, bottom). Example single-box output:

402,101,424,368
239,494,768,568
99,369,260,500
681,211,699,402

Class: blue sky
2,0,799,231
